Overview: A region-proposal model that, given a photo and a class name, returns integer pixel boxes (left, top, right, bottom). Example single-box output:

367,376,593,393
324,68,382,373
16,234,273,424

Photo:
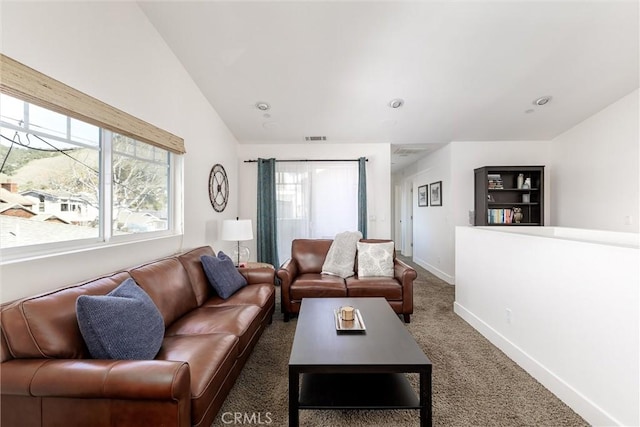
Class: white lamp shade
221,219,253,241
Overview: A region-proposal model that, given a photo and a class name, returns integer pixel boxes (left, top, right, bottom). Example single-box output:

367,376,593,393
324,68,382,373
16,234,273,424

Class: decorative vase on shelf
517,174,524,189
522,177,531,189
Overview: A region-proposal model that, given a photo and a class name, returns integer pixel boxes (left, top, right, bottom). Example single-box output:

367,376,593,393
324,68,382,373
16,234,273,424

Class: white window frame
0,120,183,263
0,55,184,263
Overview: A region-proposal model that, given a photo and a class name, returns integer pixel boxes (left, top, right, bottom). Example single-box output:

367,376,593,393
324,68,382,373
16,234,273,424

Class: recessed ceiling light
255,102,270,111
389,98,404,109
533,96,552,106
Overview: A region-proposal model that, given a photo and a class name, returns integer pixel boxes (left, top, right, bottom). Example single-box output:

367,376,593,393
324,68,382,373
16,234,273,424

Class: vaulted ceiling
139,1,639,171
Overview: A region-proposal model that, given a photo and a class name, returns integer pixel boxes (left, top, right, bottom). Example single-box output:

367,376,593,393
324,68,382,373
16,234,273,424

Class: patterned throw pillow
357,241,395,277
322,231,363,278
201,253,248,299
76,278,164,360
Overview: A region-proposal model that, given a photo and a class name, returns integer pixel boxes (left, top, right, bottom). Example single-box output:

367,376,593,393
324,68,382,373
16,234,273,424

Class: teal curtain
358,157,367,238
257,158,279,268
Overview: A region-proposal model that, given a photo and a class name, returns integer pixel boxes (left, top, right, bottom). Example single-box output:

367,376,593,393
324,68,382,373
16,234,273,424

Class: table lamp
221,217,253,266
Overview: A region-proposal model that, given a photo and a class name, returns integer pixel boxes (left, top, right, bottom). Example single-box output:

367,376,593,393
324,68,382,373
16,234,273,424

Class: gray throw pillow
357,241,395,277
322,231,363,278
76,278,164,360
201,253,248,299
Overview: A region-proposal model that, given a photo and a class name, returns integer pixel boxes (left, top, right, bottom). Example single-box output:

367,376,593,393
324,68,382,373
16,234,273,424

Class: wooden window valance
0,54,185,154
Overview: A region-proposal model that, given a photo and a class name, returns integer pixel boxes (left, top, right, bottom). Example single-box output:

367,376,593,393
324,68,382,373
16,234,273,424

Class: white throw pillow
321,231,363,278
357,241,395,277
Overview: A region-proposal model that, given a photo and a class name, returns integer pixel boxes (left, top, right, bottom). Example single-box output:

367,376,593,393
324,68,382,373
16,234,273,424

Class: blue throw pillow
201,253,248,299
76,278,164,360
217,251,233,262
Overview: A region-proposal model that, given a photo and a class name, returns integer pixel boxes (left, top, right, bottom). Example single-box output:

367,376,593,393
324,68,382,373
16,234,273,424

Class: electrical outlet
505,309,512,324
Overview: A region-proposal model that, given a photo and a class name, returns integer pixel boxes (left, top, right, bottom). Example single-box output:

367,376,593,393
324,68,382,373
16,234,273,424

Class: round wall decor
209,164,229,212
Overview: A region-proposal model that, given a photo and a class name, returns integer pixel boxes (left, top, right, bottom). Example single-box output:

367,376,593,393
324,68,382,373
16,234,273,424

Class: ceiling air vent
305,136,327,142
393,147,428,157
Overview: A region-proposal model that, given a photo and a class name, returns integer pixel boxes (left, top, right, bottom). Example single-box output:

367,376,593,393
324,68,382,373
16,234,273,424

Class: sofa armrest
277,258,298,316
1,358,190,400
276,258,298,288
238,267,275,286
394,259,417,314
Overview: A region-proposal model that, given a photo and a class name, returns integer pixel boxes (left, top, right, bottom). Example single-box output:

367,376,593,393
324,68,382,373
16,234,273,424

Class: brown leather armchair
277,239,417,322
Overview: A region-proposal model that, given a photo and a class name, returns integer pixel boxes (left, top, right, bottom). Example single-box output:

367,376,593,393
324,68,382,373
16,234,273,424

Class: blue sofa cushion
76,278,164,360
201,252,247,299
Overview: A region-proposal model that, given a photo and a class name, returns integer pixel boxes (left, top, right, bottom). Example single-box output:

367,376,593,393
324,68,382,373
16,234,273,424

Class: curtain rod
244,158,367,163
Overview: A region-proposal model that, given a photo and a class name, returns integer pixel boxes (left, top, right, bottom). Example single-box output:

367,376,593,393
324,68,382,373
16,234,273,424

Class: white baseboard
412,257,454,284
453,302,622,426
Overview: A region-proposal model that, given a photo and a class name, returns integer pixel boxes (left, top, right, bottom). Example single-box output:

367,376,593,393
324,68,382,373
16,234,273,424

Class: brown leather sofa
277,239,417,323
0,246,275,427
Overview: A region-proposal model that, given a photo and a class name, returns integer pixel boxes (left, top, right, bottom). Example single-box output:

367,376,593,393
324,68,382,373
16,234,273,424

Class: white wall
455,226,639,426
551,89,639,232
397,88,639,281
0,2,240,302
409,144,453,282
394,140,552,283
237,143,391,263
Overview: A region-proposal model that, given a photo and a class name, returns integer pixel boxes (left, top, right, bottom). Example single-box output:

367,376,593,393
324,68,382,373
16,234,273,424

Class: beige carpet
212,258,588,426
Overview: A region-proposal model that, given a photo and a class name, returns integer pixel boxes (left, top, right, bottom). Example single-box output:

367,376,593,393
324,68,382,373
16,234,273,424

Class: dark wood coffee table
288,297,432,426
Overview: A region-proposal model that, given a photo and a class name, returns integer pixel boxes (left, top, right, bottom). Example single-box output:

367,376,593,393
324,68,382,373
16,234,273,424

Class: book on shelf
487,173,503,189
487,208,513,224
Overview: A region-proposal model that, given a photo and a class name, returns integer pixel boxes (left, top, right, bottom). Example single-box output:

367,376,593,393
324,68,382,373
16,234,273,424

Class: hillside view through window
0,93,171,250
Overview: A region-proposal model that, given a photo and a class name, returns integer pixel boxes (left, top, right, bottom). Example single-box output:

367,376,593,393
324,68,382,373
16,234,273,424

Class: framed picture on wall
430,181,442,206
418,185,428,207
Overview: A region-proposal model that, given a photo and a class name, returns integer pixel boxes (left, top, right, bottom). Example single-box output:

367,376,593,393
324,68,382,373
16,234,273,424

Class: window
275,161,358,261
0,54,184,259
111,133,170,233
0,93,172,251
